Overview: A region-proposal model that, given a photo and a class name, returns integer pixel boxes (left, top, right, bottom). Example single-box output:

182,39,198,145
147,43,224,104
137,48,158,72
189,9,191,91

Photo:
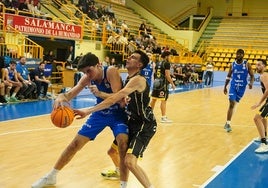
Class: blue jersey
140,62,153,87
230,60,249,88
78,66,128,140
16,62,29,80
91,66,124,116
7,67,16,81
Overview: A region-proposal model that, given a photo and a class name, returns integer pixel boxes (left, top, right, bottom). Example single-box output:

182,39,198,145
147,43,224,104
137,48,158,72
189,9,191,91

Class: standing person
74,50,157,188
251,59,268,153
3,60,21,102
204,59,214,87
31,53,129,188
16,56,37,99
223,49,254,132
141,53,154,87
100,52,155,180
32,62,50,99
65,45,75,69
150,51,176,123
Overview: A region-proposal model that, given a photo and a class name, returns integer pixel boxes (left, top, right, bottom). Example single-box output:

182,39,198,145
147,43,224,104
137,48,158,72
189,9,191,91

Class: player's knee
107,147,118,156
124,154,136,170
253,114,262,122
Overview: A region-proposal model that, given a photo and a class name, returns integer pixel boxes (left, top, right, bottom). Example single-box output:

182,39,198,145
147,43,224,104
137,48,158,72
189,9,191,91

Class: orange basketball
51,106,74,128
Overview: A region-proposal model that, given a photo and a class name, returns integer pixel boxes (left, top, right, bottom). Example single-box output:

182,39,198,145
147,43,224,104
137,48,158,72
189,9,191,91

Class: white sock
149,185,155,188
227,121,231,124
120,181,127,188
48,168,59,176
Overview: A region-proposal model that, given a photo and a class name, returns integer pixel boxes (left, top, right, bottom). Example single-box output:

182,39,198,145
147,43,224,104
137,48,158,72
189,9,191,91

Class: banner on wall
4,14,82,40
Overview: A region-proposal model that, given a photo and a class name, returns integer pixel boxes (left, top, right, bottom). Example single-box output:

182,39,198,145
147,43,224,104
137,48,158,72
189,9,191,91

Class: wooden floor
0,86,262,188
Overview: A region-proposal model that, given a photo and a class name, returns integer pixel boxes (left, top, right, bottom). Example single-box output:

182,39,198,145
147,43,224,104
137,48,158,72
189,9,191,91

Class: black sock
265,131,267,137
261,138,267,144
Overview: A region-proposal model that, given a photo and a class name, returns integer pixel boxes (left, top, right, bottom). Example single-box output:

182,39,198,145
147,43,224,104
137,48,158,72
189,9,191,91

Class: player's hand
89,85,100,96
74,108,92,119
53,93,70,109
223,87,227,95
251,103,260,110
248,84,253,89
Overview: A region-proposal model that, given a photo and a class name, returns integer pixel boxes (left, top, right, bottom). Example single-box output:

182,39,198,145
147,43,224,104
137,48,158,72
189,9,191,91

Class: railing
0,5,43,59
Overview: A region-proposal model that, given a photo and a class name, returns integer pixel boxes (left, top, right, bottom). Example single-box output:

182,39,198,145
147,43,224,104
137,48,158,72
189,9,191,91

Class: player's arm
4,68,15,84
54,74,90,109
247,63,254,88
251,73,268,109
91,66,122,99
75,76,145,119
224,64,233,94
164,66,175,89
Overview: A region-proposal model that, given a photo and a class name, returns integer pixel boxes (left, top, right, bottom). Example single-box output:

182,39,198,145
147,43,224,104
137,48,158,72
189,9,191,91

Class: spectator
65,45,75,69
0,56,7,103
33,62,50,99
3,60,21,102
16,56,37,99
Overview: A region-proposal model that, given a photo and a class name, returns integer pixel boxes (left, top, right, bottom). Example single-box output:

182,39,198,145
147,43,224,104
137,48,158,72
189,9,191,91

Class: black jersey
124,73,152,124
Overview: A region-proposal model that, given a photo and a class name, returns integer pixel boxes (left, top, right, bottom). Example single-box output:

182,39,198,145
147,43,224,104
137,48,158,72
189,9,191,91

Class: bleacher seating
202,16,268,71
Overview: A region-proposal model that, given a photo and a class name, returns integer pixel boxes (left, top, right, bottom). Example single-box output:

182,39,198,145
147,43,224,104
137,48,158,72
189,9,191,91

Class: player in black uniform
75,50,157,188
251,59,268,153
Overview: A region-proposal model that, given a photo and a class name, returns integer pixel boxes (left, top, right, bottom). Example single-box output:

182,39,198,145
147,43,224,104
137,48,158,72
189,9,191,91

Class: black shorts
151,78,169,100
127,117,157,158
260,101,268,118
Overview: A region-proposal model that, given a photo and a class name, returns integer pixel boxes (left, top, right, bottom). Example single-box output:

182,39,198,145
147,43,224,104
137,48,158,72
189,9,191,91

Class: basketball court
1,82,267,188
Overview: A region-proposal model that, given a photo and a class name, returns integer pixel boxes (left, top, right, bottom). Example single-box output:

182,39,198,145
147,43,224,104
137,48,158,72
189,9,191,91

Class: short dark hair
133,50,149,69
10,60,17,65
77,52,99,70
236,49,244,54
258,59,267,66
161,51,171,58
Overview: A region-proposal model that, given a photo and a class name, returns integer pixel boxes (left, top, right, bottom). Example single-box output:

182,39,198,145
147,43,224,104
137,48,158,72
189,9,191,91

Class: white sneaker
161,117,173,123
255,143,268,153
254,137,268,142
32,174,56,188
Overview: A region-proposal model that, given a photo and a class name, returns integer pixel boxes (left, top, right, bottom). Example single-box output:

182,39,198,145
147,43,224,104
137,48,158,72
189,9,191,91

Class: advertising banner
4,14,82,40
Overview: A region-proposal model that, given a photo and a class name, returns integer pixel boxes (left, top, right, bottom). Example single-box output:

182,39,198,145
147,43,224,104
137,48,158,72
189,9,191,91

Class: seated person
32,62,51,99
3,61,22,102
0,57,7,103
182,64,192,84
16,56,37,99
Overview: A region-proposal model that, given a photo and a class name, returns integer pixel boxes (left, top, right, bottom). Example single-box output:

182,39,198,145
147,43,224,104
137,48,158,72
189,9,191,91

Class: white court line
0,125,81,136
199,141,254,188
0,121,253,136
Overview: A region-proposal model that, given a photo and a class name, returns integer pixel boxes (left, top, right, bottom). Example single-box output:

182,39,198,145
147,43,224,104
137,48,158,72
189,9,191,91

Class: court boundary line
199,140,254,188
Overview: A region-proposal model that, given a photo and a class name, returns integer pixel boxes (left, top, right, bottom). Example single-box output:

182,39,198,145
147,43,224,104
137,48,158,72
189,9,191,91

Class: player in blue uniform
32,53,129,188
75,50,157,188
223,49,254,132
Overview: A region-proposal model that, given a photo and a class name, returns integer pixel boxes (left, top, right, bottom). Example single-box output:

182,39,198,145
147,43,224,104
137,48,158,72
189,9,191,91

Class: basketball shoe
224,123,232,132
161,116,173,123
101,169,120,180
31,173,56,188
254,137,268,142
255,143,268,153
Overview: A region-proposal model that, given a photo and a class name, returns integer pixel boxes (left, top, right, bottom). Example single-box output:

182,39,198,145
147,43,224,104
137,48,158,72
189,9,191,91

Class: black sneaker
0,95,7,103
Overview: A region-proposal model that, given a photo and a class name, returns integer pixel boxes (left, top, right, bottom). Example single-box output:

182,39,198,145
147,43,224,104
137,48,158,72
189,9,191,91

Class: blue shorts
229,85,246,102
78,111,128,140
